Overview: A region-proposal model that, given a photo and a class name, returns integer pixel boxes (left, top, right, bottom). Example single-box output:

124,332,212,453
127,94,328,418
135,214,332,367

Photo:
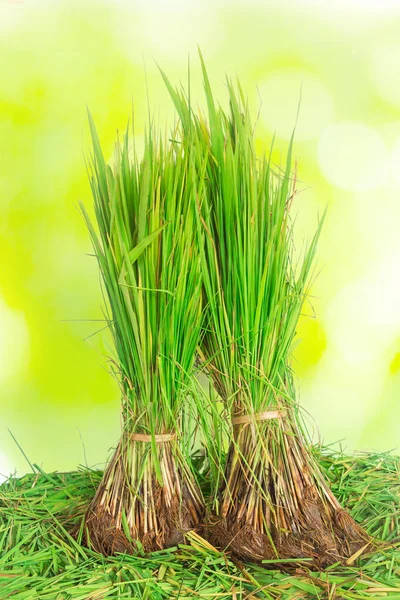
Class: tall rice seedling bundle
161,58,369,566
80,117,205,555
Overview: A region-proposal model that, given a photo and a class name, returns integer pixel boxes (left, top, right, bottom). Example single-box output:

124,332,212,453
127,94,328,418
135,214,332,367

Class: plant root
81,436,204,556
205,417,370,568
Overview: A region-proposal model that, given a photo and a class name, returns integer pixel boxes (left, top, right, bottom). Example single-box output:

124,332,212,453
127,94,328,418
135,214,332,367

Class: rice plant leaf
119,224,167,282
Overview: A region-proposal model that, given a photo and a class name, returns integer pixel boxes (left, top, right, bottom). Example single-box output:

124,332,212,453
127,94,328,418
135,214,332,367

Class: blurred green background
1,0,400,478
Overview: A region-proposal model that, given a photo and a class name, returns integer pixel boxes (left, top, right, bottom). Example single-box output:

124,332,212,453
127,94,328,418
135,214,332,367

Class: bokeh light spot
318,121,387,191
0,297,29,384
258,69,334,141
294,317,327,373
117,2,222,65
388,136,400,190
372,41,400,107
325,253,400,366
390,351,400,375
0,450,12,484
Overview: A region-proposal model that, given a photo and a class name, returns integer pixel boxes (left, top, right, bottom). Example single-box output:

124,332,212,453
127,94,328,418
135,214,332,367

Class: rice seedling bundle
160,55,369,567
80,117,205,555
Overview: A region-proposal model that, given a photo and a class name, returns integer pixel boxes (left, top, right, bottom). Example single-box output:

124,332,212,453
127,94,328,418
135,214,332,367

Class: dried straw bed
1,447,399,599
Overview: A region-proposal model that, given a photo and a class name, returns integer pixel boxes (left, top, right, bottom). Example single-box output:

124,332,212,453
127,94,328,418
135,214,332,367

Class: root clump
82,438,204,556
205,419,369,568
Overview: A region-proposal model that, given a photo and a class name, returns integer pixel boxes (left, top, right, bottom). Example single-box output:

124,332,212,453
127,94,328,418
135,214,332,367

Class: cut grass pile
0,446,399,599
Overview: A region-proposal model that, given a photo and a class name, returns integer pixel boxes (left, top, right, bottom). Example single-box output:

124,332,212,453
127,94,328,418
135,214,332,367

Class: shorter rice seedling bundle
80,117,205,555
161,56,369,567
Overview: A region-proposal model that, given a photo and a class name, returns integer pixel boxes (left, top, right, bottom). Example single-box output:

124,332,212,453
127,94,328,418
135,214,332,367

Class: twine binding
130,432,176,443
232,410,283,425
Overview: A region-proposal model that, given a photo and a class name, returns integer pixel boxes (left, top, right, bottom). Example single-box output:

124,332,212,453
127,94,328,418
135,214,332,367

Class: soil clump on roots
205,416,369,568
82,437,204,556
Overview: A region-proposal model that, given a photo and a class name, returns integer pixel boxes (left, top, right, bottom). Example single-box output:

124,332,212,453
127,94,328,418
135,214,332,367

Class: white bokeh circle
317,121,387,192
372,41,400,107
258,69,334,141
324,253,400,366
116,1,222,66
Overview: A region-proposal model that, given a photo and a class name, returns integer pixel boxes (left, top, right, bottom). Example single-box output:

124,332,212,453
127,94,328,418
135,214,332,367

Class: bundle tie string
232,410,283,425
130,432,176,443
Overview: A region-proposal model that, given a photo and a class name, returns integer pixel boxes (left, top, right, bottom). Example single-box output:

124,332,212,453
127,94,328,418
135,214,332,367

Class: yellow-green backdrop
1,0,400,478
